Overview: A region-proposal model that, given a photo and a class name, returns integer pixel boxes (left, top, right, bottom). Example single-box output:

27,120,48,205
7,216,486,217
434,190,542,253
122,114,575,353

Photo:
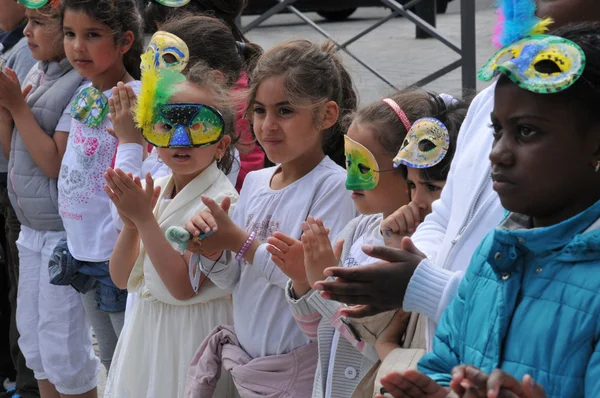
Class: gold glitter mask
143,31,189,74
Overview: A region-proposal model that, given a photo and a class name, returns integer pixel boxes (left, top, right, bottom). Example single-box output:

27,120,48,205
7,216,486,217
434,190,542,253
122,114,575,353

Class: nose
23,21,32,37
73,37,86,52
489,135,515,167
411,186,429,213
262,111,279,132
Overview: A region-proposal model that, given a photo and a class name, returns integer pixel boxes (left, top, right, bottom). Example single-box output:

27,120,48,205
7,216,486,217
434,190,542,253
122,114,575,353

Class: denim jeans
49,238,127,312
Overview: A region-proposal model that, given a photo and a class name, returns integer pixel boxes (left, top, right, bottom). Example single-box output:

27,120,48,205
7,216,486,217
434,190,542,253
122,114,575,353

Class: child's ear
321,100,340,130
216,135,232,159
119,31,135,54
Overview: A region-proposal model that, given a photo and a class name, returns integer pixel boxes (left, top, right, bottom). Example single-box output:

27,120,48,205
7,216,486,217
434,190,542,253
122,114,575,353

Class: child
144,0,266,190
183,40,357,397
0,1,98,397
0,0,37,395
379,22,600,398
54,0,144,375
104,62,239,398
274,90,467,398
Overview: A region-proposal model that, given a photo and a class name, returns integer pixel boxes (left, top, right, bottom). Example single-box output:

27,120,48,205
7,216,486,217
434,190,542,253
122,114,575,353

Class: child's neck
91,64,131,92
171,164,214,197
270,147,325,190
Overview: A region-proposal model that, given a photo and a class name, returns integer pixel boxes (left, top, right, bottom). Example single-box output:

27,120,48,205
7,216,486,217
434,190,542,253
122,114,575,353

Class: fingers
333,240,344,262
270,252,286,269
266,236,290,254
104,168,123,196
487,370,524,398
401,237,426,258
522,375,546,398
362,245,412,263
144,172,155,196
220,196,231,214
450,365,488,397
111,86,122,114
22,84,33,98
103,184,119,203
272,231,298,247
322,261,384,281
152,185,162,208
340,304,381,318
407,201,422,231
188,212,217,235
106,126,116,138
118,82,130,110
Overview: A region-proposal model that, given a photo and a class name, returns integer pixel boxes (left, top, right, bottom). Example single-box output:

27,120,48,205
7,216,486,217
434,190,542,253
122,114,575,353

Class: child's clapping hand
267,232,307,292
449,366,546,398
375,369,453,398
104,169,161,227
106,82,142,145
381,202,422,248
301,217,343,288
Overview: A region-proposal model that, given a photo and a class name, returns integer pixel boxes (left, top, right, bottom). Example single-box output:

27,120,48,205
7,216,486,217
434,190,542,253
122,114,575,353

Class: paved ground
97,2,496,395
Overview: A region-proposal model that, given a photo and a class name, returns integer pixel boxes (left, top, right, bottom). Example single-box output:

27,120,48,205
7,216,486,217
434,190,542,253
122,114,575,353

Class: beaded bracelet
235,231,257,261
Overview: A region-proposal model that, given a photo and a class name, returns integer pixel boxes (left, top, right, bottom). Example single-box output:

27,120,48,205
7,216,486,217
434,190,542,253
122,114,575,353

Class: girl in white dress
103,63,238,398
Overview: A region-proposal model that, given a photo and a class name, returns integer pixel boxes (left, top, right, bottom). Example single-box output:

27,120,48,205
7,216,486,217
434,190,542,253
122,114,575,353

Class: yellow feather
133,52,159,133
532,17,554,35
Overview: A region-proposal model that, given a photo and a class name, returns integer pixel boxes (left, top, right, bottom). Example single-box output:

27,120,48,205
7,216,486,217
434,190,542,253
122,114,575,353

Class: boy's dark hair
60,0,144,80
246,39,358,167
548,22,600,123
185,62,238,174
352,87,470,182
145,0,248,41
161,14,262,85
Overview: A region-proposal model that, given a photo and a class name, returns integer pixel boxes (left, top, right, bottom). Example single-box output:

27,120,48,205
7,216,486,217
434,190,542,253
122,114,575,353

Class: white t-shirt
200,156,357,359
325,216,383,398
58,80,142,262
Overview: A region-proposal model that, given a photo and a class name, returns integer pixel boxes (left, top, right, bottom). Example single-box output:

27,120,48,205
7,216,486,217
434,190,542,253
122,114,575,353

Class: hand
107,82,142,144
382,202,423,248
104,169,161,225
314,237,426,318
301,216,343,288
184,195,244,255
374,310,412,360
486,371,546,398
450,365,489,398
267,232,308,293
0,68,27,111
375,370,455,398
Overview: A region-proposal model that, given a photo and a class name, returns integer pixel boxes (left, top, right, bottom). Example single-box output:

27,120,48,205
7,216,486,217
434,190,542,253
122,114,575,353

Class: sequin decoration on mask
70,87,109,128
143,31,189,74
393,118,450,169
479,34,586,94
155,0,191,7
344,135,380,191
146,103,224,148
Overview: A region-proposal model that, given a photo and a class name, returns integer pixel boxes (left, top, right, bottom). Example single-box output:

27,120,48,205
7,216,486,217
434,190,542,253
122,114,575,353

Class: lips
491,172,517,193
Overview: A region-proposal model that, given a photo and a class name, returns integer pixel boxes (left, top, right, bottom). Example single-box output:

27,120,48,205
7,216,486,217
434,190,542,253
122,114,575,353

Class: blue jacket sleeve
585,337,600,396
417,238,489,386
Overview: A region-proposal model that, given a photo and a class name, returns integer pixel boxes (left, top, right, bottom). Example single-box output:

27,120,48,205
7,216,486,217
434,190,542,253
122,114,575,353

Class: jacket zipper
451,165,491,245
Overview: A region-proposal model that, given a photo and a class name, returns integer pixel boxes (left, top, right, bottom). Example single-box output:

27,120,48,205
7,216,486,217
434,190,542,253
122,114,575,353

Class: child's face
157,83,231,180
251,75,337,165
0,0,26,32
346,122,410,217
63,10,132,80
22,8,63,61
536,0,600,28
405,167,445,222
491,80,600,226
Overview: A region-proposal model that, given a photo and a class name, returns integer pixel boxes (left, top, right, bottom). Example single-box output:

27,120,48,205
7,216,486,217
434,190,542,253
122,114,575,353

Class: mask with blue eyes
142,31,189,74
478,34,586,94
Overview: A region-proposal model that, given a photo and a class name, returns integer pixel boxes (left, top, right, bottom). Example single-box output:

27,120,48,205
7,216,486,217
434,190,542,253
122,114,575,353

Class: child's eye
489,123,502,139
406,181,416,190
64,31,74,37
253,107,265,115
358,164,371,175
427,184,441,192
519,126,538,138
87,33,100,38
279,107,293,115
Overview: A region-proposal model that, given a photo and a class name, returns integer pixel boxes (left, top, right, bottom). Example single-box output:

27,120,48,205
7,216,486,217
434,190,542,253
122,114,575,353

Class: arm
285,280,322,341
0,117,13,160
109,226,141,289
416,244,483,386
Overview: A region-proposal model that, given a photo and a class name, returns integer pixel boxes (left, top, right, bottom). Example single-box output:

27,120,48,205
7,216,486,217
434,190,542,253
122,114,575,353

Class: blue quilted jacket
419,199,600,397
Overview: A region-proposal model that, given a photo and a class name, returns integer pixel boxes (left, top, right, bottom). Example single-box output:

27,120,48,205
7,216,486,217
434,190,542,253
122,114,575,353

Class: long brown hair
246,40,358,167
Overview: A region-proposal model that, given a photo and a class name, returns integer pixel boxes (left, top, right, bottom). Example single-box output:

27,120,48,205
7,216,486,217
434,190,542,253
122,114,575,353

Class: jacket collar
37,57,74,80
155,161,221,223
490,200,600,271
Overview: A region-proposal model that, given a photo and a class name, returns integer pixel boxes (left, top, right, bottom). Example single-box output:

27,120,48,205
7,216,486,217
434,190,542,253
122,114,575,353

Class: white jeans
16,226,99,395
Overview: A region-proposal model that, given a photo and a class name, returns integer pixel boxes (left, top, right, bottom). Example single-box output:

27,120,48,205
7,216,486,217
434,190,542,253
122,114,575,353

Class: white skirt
105,296,236,398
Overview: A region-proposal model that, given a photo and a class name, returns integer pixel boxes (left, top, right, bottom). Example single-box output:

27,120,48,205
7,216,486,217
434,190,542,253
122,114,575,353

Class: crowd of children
1,0,600,397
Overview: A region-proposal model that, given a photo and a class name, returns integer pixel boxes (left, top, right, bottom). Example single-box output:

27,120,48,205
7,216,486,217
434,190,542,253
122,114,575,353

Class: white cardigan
403,83,506,350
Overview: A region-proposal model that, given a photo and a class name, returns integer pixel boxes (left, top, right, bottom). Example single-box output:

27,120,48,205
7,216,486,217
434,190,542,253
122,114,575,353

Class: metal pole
460,0,477,94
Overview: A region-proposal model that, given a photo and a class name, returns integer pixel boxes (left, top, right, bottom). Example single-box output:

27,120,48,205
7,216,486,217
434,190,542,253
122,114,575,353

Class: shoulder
4,39,35,68
125,80,142,95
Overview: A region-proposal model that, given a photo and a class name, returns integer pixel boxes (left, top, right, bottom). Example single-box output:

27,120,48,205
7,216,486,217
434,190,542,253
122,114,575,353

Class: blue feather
495,0,541,47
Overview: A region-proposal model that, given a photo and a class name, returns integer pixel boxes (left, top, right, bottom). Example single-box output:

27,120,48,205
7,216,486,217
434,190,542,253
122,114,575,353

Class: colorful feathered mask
134,52,225,148
480,0,586,94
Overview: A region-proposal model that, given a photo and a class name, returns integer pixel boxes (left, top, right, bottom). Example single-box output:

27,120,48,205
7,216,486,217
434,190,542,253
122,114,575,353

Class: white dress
105,164,239,398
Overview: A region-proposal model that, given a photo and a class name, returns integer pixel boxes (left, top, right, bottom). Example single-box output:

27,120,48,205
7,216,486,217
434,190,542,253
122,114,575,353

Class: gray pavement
97,2,496,395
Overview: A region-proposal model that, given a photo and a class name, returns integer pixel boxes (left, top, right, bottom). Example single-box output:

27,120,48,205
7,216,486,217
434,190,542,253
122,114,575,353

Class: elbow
42,165,61,180
112,276,128,290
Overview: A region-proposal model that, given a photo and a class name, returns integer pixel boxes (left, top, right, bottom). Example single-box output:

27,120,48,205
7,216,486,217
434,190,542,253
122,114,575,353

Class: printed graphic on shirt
246,214,280,242
58,121,117,219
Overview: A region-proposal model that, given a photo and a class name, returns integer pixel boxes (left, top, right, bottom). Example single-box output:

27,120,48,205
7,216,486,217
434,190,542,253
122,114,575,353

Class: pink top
233,72,265,192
